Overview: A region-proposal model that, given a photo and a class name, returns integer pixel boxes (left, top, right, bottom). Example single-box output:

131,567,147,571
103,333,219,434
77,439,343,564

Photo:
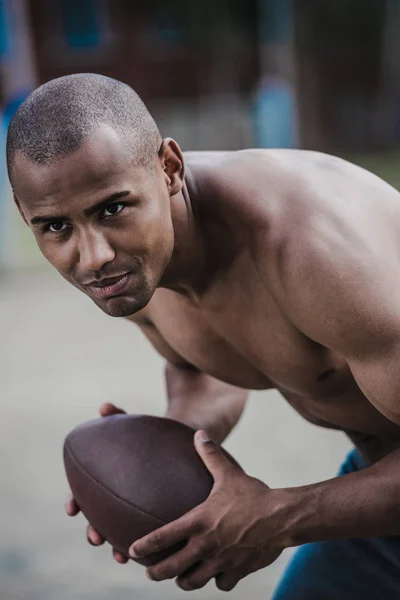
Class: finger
176,561,220,591
194,430,237,483
66,495,80,516
113,548,129,564
146,538,218,582
129,513,197,559
87,524,105,546
215,572,241,592
99,403,126,418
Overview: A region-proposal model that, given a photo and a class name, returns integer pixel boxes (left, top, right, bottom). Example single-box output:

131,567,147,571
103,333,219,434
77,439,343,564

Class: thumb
99,403,126,418
194,430,234,482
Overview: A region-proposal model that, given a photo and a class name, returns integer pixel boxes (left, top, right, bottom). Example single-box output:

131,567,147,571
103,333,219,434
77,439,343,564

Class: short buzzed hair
6,73,161,183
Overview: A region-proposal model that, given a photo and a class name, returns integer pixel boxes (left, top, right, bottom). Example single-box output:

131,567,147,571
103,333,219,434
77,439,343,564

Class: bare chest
151,259,338,393
150,289,400,444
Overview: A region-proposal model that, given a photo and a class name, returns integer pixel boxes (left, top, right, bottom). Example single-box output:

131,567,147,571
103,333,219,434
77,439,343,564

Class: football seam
65,441,168,525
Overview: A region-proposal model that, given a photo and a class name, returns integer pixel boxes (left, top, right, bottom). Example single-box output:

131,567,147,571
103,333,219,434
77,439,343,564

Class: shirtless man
7,73,400,599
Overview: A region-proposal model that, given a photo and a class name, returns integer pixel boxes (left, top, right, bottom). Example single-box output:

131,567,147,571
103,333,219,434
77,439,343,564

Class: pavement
0,267,351,600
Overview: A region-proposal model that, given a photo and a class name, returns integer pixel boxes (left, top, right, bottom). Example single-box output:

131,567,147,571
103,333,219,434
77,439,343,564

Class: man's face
12,126,175,317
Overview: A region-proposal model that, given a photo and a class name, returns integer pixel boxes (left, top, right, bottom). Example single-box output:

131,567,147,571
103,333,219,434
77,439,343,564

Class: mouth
88,273,131,298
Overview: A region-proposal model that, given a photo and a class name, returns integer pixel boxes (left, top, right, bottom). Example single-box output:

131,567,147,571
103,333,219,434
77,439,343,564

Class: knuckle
220,558,235,571
203,442,217,455
197,537,218,559
196,537,210,553
156,569,172,581
149,530,163,549
194,514,210,535
148,563,174,581
146,567,161,581
216,577,237,592
178,576,202,591
217,581,232,592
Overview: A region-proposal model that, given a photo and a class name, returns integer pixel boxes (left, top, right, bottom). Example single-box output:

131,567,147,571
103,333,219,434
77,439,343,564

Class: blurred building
294,0,400,152
15,0,263,150
2,0,400,154
0,0,400,268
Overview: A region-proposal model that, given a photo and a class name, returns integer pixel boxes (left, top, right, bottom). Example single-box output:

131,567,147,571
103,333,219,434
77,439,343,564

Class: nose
78,228,116,273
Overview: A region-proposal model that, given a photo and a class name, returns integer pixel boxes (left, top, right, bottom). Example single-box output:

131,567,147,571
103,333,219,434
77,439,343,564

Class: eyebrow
30,190,131,225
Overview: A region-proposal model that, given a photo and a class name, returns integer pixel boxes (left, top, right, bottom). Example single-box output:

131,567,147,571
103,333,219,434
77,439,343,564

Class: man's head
7,73,185,317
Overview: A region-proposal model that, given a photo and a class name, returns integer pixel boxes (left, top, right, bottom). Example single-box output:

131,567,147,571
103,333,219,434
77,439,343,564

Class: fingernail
129,546,137,559
198,430,213,443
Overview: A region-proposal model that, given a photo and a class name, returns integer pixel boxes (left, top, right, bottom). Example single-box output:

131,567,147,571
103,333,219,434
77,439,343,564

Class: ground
0,266,352,599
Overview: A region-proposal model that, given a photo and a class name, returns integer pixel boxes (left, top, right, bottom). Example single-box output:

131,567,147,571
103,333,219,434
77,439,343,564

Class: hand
65,402,129,564
129,431,287,591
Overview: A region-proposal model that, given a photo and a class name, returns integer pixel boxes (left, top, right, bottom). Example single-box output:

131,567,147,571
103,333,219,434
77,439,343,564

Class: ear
13,193,29,226
158,138,185,197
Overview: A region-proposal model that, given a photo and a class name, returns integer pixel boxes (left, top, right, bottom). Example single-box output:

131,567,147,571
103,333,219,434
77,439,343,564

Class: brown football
63,414,238,566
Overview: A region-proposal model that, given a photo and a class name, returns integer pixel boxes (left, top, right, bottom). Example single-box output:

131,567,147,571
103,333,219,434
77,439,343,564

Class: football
64,414,237,565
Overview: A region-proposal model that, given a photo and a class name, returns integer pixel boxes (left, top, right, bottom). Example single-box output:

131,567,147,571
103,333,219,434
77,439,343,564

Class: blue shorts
272,449,400,600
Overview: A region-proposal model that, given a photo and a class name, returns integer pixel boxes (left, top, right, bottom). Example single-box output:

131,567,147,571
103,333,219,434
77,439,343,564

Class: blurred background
1,1,399,598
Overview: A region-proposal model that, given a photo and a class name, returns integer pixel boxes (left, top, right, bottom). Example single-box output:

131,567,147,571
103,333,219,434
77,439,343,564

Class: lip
88,273,130,298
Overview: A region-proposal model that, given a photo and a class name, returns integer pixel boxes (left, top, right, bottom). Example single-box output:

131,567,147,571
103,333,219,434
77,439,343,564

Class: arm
275,347,400,545
165,363,248,444
129,220,400,592
284,444,400,546
266,222,400,545
127,310,248,444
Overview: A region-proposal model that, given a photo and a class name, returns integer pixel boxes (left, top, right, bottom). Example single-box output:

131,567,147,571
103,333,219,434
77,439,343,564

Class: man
7,73,400,599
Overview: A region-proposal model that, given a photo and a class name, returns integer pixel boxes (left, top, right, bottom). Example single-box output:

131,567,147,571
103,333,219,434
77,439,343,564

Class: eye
47,221,69,233
103,203,125,217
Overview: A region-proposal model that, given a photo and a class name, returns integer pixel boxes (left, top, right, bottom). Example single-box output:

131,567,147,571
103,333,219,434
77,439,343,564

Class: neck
158,166,208,300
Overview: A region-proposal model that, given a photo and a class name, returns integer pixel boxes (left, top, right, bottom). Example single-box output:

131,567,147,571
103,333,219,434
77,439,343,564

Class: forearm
164,362,248,444
281,448,400,548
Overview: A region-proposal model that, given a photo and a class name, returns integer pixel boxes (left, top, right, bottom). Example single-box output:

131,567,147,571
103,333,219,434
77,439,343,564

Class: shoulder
263,199,400,357
188,148,399,206
186,149,396,231
249,150,400,280
185,149,293,236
